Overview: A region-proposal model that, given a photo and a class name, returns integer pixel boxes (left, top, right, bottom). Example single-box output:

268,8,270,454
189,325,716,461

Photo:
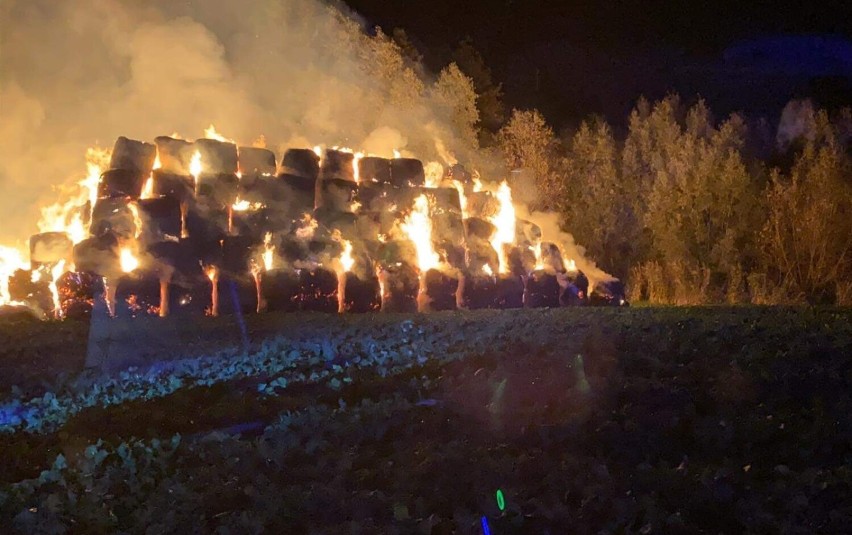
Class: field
0,307,850,534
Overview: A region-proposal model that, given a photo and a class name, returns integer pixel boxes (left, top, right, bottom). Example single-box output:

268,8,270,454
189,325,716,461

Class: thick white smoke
0,0,468,246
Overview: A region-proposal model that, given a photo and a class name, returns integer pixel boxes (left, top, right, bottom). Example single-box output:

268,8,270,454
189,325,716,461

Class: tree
624,96,761,303
497,109,563,210
760,111,852,303
432,63,480,149
562,118,637,279
452,38,506,141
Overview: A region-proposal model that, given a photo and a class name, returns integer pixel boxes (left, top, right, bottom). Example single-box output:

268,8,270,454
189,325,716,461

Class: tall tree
497,109,563,210
432,63,480,150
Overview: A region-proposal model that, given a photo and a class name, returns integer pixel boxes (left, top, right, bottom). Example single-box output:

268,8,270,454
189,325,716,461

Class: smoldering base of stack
9,133,628,323
341,272,381,313
462,274,525,310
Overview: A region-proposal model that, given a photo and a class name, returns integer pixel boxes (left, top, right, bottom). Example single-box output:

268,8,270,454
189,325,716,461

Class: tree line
497,98,852,305
384,30,851,305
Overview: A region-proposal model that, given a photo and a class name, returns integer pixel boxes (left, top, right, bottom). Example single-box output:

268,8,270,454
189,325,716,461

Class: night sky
345,0,852,126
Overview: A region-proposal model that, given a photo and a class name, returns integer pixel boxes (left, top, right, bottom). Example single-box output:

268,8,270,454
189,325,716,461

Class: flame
141,176,155,199
313,145,322,158
482,264,494,276
339,239,354,273
0,246,28,306
252,135,267,148
393,149,401,159
119,247,139,273
231,196,262,212
353,151,364,183
472,177,483,193
141,152,160,200
424,162,443,188
452,180,469,218
489,180,516,274
48,260,66,318
295,213,318,240
206,265,218,316
37,147,111,245
203,124,234,143
189,150,202,191
262,232,274,271
533,242,544,271
128,203,143,239
563,257,577,272
400,194,440,272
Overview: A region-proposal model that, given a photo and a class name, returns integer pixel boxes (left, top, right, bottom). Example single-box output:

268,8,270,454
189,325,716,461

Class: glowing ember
120,247,139,273
400,194,440,272
0,246,28,306
262,232,275,271
203,124,234,143
489,180,516,274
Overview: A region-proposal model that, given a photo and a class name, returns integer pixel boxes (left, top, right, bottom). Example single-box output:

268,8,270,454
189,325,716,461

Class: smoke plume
0,0,467,246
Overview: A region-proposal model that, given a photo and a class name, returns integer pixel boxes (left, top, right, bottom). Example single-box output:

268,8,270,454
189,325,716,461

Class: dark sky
345,0,852,125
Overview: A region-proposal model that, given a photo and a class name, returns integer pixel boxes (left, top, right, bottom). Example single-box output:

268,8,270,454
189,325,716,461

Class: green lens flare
496,489,505,511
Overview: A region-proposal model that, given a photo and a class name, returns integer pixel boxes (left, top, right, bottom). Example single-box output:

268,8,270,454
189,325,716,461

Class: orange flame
424,162,444,188
128,203,143,239
488,180,515,274
119,247,139,273
189,150,202,192
262,232,275,271
533,242,544,271
353,151,364,183
203,124,234,143
295,213,318,240
400,194,440,272
0,246,28,306
48,260,66,318
37,147,111,245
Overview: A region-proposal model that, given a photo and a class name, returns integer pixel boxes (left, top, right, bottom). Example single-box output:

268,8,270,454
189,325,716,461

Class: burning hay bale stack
0,129,627,320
